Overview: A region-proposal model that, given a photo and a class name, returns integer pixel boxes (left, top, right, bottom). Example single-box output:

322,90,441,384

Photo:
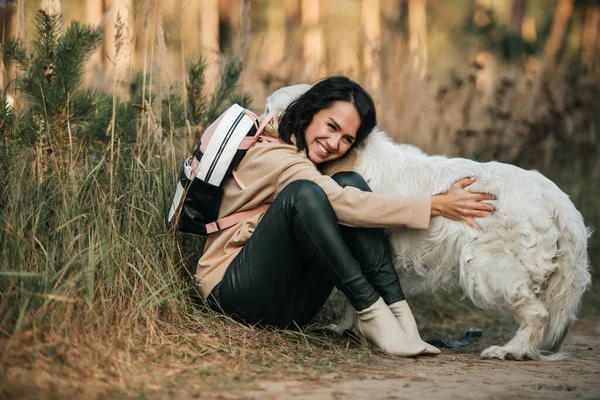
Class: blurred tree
301,0,324,80
362,0,381,97
85,0,103,86
509,0,527,33
505,0,528,59
381,0,404,78
542,0,574,77
219,0,241,53
260,0,286,81
181,0,201,57
408,0,427,78
285,0,299,16
200,0,220,94
580,0,599,72
325,0,360,77
0,0,19,92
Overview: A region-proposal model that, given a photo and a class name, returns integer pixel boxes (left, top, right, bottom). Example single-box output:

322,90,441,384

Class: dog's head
262,83,312,117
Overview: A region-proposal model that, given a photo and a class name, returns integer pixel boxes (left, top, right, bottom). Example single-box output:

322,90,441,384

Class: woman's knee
279,180,330,210
331,171,371,192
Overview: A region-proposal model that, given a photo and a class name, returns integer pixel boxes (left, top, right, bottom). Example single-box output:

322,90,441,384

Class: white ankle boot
356,298,427,356
388,300,441,355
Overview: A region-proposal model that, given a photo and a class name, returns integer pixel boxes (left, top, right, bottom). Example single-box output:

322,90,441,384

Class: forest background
0,0,599,398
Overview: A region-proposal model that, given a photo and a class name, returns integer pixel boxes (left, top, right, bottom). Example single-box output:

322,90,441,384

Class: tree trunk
260,0,286,79
200,0,220,95
408,0,427,79
509,0,527,33
580,2,600,72
542,0,573,77
379,0,404,124
301,0,324,81
180,0,201,54
325,0,361,78
525,0,573,115
361,0,381,98
381,0,403,77
0,1,19,91
505,0,528,60
219,0,241,54
285,0,300,17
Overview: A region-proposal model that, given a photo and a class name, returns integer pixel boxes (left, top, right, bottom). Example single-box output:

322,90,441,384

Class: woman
195,76,495,356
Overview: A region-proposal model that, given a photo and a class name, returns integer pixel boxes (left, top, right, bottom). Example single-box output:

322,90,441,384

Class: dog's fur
263,84,592,361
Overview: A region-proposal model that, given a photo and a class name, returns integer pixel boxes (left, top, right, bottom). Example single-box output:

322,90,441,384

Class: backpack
168,103,278,236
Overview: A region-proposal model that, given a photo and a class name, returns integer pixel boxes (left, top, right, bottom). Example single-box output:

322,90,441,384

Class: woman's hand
431,177,496,230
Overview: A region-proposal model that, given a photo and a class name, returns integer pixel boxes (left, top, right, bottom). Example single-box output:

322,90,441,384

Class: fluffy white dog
263,84,592,361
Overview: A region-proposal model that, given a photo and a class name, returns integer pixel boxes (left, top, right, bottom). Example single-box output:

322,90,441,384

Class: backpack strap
231,170,247,189
256,111,278,135
206,203,271,234
238,111,281,150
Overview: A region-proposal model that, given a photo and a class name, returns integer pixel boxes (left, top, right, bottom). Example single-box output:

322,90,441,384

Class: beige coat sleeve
274,149,431,229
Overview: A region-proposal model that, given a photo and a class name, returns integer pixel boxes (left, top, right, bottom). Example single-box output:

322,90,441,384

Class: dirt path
227,318,600,399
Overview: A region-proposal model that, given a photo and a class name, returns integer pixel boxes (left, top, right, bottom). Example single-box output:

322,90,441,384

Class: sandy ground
227,318,600,400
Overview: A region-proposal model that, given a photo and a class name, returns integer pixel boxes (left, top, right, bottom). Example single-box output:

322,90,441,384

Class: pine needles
1,10,105,177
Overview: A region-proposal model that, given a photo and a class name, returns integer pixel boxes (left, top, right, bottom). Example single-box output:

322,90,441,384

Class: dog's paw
481,345,510,360
481,346,528,360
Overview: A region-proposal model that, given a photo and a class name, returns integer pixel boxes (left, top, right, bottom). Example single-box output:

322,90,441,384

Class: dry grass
0,290,518,399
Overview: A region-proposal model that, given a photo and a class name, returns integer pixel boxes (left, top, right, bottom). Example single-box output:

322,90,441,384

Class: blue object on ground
427,328,483,348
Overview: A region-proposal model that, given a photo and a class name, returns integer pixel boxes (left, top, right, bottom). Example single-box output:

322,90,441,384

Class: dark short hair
278,76,377,152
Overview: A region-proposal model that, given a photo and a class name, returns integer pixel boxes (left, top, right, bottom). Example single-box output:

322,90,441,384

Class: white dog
263,84,592,361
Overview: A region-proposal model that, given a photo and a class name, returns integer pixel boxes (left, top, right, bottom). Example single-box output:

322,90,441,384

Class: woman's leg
209,178,427,356
209,180,379,329
331,171,405,305
331,172,440,355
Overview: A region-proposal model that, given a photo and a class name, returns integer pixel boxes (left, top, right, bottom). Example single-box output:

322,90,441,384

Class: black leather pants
208,172,405,329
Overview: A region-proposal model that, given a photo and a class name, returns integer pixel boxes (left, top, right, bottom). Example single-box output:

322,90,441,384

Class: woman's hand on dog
431,177,496,230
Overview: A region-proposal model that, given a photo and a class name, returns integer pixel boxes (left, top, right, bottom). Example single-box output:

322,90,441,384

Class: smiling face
304,101,361,164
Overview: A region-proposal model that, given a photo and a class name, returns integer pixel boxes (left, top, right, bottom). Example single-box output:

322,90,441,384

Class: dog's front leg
327,298,358,335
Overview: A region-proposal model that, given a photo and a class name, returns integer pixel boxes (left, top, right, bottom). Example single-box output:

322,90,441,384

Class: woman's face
304,101,361,164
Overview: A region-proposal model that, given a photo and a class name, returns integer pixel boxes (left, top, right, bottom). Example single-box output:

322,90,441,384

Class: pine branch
185,54,207,126
55,21,103,99
0,38,29,70
33,10,62,84
0,90,16,138
229,92,253,110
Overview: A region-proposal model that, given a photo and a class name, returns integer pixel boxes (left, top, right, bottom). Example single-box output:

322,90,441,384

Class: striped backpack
168,104,278,235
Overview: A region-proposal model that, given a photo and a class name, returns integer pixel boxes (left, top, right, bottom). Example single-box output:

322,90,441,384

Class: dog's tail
540,197,592,359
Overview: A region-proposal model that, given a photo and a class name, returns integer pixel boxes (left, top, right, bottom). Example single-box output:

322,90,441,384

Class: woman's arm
272,147,431,229
431,177,495,230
